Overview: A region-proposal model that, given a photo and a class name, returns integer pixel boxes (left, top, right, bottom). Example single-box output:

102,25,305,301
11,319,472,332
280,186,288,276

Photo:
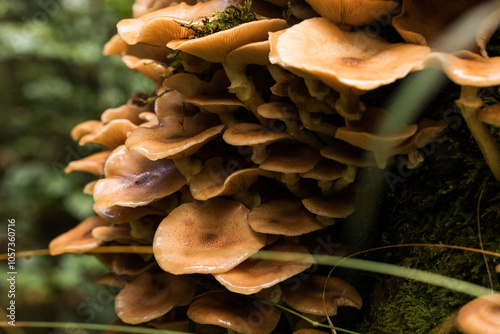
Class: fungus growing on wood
153,198,266,274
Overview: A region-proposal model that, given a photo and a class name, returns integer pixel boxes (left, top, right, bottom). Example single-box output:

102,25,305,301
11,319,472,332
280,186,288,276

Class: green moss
360,92,500,333
178,0,256,38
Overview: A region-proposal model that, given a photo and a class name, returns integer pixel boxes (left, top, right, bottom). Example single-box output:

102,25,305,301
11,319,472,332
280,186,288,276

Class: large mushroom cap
187,291,282,334
153,198,267,274
270,17,430,94
304,0,399,27
115,271,195,324
455,294,500,334
214,240,315,294
281,274,362,316
167,19,288,63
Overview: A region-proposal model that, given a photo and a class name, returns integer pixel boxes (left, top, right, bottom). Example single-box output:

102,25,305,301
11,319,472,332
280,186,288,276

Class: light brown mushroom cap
226,40,271,68
302,196,355,218
117,1,229,45
101,103,151,125
132,0,201,17
454,294,500,334
103,34,128,56
94,203,164,224
126,113,225,160
93,145,186,209
153,198,267,274
49,216,108,255
425,50,500,87
122,55,174,83
248,199,324,236
167,19,288,63
259,143,323,173
189,157,273,200
300,159,345,181
478,104,500,126
163,70,231,98
83,180,97,195
320,142,376,167
64,150,112,176
96,273,127,288
304,0,398,26
392,0,489,46
269,17,430,94
183,95,245,114
92,224,133,243
335,107,418,152
214,240,314,294
281,274,362,316
78,119,138,149
223,122,292,146
71,120,101,141
187,291,281,334
115,271,195,325
388,118,448,155
257,101,299,121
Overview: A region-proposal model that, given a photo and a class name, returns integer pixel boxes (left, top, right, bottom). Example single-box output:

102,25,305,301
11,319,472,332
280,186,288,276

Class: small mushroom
302,196,355,219
189,156,273,200
78,119,138,149
281,274,362,316
49,216,108,256
115,271,195,324
223,122,292,164
454,294,500,334
248,199,324,236
300,159,346,196
64,150,112,176
214,240,315,294
187,291,282,334
153,198,267,274
478,104,500,126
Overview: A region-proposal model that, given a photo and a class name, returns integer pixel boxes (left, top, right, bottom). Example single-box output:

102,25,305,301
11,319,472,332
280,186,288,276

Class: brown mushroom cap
78,119,138,149
167,19,288,63
476,9,500,57
49,216,108,256
300,159,345,181
478,104,500,126
425,50,500,87
187,291,281,334
302,196,355,218
269,17,430,94
101,102,151,125
121,55,174,83
335,107,418,152
115,271,195,325
223,122,292,146
117,1,226,45
153,198,267,274
92,224,133,243
71,120,101,141
248,199,324,236
94,203,165,224
304,0,399,27
93,145,186,209
110,253,156,276
320,141,376,167
214,240,314,294
64,150,112,176
259,143,323,173
454,294,500,334
392,0,489,46
281,274,362,316
189,157,273,200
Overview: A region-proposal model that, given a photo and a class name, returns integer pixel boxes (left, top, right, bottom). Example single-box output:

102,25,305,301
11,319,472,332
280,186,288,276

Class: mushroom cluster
51,0,500,333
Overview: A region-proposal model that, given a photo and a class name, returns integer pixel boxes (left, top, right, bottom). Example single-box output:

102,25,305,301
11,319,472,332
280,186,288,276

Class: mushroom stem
281,173,309,198
284,118,324,150
298,106,338,137
336,93,364,126
173,157,202,183
456,86,500,181
252,145,271,164
318,180,334,197
332,165,357,192
232,189,261,209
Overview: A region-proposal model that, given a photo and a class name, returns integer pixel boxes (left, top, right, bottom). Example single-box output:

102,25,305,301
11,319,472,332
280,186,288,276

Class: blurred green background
0,0,152,332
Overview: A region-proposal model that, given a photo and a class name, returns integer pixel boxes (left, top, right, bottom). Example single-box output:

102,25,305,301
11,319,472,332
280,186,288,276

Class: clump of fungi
51,0,500,333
